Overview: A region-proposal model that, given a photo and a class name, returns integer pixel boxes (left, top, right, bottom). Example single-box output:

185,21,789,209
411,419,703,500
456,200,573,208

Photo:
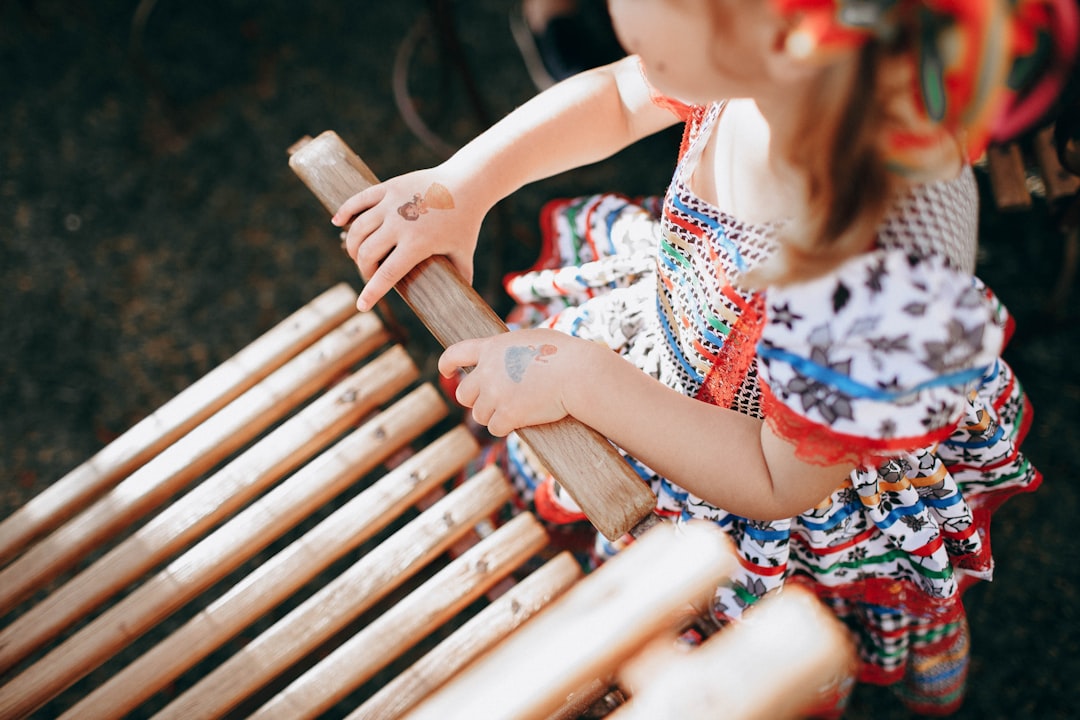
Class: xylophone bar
59,424,481,720
0,283,358,566
613,585,857,720
349,551,584,720
249,511,552,720
402,521,737,720
150,464,518,720
0,309,389,617
0,342,415,678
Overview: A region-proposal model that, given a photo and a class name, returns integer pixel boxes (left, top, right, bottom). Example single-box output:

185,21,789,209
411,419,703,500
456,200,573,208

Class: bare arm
334,55,679,310
565,339,852,520
440,330,852,521
437,55,678,210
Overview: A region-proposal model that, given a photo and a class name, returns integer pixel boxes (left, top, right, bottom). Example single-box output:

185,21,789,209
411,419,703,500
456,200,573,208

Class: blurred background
1,1,1077,717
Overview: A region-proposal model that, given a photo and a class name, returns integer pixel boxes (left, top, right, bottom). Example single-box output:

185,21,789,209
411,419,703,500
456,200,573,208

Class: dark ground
1,1,1078,718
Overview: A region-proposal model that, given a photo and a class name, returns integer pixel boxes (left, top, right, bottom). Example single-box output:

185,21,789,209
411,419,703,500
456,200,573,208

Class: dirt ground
2,1,1078,717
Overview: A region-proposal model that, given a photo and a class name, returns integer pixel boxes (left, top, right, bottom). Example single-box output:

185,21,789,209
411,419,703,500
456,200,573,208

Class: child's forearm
441,55,678,212
565,343,852,520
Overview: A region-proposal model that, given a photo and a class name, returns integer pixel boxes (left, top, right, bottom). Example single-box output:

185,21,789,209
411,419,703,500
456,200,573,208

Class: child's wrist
559,338,611,425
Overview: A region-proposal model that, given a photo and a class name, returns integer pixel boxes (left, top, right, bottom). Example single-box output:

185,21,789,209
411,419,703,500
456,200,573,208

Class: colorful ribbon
773,0,1080,161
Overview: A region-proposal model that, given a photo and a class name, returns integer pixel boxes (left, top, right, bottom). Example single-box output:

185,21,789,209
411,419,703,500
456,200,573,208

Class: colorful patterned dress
494,99,1041,714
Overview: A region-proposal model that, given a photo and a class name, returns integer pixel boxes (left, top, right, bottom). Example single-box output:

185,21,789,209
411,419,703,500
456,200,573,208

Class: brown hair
750,40,898,287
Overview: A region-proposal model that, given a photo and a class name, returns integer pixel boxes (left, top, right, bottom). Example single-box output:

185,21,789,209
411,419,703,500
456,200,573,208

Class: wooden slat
1033,125,1080,204
0,365,438,720
0,312,389,620
986,142,1033,211
403,521,736,720
612,586,857,720
0,283,358,566
59,425,479,720
0,345,416,679
252,512,551,720
152,465,514,720
289,131,657,542
349,552,583,720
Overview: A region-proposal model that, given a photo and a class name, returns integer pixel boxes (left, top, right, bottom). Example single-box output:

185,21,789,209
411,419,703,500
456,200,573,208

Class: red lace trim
759,380,959,468
696,293,766,408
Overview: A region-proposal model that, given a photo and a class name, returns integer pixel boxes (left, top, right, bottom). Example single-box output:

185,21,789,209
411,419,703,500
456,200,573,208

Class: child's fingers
470,399,496,428
343,212,383,260
356,243,430,311
353,227,397,281
438,339,481,377
331,184,385,226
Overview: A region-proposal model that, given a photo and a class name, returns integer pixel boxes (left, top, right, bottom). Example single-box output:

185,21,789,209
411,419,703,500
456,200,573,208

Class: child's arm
439,329,853,521
333,55,679,311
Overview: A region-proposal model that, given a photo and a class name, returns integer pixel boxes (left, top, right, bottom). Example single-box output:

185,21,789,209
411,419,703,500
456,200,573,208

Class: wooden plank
0,354,431,718
60,425,479,720
612,586,857,720
0,311,388,617
1033,125,1080,204
252,512,551,720
349,552,583,720
403,521,736,720
289,131,657,542
152,465,514,720
986,142,1033,211
0,283,358,565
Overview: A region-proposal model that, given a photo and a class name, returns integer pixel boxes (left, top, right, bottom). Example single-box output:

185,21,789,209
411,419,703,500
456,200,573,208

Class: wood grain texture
403,521,736,720
0,346,420,715
349,551,583,720
152,465,514,720
289,130,657,541
0,283,358,566
60,425,479,720
0,311,388,621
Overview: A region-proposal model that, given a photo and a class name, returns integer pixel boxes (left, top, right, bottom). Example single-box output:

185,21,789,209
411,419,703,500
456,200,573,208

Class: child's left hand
438,329,587,437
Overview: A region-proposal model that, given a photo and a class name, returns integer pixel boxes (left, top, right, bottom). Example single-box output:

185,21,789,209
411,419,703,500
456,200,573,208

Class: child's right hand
332,168,483,311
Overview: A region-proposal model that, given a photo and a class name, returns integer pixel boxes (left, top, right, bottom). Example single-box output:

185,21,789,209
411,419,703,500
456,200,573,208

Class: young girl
334,0,1073,714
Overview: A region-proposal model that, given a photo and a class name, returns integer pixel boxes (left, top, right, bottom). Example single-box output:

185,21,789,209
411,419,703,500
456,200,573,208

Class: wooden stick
0,283,358,566
1033,125,1080,204
402,521,736,720
349,551,583,720
611,585,858,720
288,130,657,542
986,142,1033,211
0,344,416,679
152,465,514,720
60,425,480,720
252,512,551,720
0,311,387,618
542,678,620,720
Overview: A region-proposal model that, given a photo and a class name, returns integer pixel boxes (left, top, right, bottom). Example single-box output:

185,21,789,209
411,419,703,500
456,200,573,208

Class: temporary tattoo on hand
504,344,557,383
397,182,455,221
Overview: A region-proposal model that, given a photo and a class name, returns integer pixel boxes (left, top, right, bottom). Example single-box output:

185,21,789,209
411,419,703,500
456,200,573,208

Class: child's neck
694,98,806,226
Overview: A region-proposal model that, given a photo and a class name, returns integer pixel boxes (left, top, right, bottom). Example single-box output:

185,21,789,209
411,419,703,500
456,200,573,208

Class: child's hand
332,168,482,311
438,329,587,437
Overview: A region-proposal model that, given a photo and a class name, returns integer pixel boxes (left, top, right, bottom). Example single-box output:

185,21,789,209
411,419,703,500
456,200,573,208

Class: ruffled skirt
491,194,1041,714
